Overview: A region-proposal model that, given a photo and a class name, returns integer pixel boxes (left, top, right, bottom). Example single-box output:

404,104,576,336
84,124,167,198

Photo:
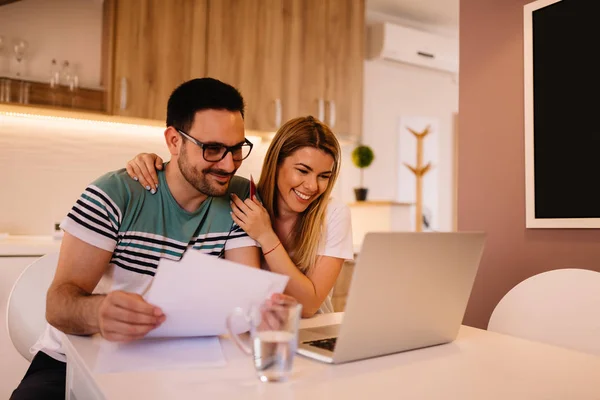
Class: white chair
488,268,600,356
6,252,59,362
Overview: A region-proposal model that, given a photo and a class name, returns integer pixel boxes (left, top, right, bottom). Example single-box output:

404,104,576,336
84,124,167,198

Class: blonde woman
126,116,354,317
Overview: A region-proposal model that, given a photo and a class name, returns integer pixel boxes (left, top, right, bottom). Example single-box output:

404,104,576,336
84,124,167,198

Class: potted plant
351,145,374,201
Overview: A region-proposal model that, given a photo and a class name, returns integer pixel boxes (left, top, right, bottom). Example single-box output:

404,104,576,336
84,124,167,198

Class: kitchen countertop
0,233,355,257
0,235,61,257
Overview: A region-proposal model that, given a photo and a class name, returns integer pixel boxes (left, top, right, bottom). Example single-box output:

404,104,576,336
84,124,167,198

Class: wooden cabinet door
282,0,327,124
206,0,284,132
283,0,364,139
111,0,206,121
324,0,365,140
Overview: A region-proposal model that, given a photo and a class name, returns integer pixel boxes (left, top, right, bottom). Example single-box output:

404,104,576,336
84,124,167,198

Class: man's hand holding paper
98,291,166,342
143,251,289,338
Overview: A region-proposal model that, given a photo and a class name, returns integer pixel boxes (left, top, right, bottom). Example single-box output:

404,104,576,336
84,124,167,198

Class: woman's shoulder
325,197,349,210
324,197,351,221
319,197,354,258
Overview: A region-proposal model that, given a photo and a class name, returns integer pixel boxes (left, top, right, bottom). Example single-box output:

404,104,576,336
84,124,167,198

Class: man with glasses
12,78,260,400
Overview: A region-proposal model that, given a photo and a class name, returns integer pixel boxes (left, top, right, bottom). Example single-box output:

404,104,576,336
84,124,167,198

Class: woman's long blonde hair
257,116,341,275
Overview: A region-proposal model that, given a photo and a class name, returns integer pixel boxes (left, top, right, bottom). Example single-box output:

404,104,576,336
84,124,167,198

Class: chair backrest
6,252,59,362
488,268,600,356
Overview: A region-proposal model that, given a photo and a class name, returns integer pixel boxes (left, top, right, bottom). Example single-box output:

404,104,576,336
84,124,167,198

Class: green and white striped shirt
32,166,256,362
64,167,254,277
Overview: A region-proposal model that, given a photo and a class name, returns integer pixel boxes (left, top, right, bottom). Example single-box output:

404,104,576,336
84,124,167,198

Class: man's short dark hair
166,77,245,132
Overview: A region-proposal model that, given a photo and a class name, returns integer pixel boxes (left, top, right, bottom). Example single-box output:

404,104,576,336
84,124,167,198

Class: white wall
0,0,103,88
361,60,458,230
0,113,268,235
0,112,349,235
359,11,459,231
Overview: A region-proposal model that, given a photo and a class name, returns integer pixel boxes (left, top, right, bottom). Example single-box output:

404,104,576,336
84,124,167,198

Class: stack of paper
94,336,226,373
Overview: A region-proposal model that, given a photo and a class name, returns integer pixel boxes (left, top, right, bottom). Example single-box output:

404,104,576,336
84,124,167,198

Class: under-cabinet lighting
0,110,267,144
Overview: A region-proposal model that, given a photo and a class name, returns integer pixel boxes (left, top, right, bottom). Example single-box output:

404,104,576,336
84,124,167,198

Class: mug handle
226,307,252,355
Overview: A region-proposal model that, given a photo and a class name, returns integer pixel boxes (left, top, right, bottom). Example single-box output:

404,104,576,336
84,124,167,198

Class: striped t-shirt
32,166,256,362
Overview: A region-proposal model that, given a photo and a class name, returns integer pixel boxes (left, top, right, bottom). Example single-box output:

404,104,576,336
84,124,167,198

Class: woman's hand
230,193,277,246
125,153,164,193
258,293,299,330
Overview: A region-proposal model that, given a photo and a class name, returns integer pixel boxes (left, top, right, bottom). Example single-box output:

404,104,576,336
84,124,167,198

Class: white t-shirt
316,198,355,313
260,197,354,313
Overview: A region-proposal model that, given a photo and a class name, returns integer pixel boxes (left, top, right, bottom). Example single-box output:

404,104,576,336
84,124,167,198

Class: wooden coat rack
403,125,432,232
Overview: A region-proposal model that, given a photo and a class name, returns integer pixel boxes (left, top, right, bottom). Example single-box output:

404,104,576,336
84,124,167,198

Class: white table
63,313,600,400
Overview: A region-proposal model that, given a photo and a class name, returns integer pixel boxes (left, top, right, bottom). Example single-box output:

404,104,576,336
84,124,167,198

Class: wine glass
13,38,28,78
69,74,79,108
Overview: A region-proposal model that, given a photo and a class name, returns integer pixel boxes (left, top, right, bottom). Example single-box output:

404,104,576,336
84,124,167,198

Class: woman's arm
125,153,164,192
263,243,343,318
230,194,343,317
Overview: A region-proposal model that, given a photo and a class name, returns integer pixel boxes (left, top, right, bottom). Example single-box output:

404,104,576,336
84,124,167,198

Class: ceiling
367,0,459,31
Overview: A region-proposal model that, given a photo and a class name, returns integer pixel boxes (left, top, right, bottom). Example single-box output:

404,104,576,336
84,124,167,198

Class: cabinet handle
317,98,325,122
274,98,282,128
119,77,128,110
328,100,336,128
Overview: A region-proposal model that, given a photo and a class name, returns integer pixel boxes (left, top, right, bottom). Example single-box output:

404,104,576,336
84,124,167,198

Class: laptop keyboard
304,337,337,352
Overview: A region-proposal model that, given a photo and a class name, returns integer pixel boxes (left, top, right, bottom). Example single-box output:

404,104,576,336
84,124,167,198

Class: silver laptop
297,231,486,364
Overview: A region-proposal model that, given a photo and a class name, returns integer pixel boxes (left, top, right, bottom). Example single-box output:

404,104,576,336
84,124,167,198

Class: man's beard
177,143,234,197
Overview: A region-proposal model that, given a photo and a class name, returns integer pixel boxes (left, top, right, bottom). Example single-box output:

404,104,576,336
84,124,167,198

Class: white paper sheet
93,336,226,373
144,250,289,338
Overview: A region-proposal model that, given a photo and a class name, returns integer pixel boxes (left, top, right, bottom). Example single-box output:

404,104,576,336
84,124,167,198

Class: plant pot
354,188,368,202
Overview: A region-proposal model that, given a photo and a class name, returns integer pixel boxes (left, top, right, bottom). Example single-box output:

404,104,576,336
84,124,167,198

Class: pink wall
458,0,600,329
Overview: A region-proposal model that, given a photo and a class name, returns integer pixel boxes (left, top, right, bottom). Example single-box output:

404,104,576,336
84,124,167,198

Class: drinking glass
13,39,28,78
49,59,60,106
68,74,79,107
227,298,302,382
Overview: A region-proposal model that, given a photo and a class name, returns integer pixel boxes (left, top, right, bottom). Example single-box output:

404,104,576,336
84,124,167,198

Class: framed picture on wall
524,0,600,228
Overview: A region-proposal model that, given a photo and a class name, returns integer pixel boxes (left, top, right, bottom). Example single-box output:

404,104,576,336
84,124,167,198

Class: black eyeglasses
177,129,253,162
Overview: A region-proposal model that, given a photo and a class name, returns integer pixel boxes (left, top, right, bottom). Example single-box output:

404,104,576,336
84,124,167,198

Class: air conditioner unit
368,22,458,74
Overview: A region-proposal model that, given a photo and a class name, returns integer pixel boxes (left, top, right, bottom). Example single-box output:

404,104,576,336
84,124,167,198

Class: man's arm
46,232,165,341
224,245,261,268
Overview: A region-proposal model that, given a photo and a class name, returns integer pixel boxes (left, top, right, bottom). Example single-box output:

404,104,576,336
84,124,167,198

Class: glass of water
226,296,302,382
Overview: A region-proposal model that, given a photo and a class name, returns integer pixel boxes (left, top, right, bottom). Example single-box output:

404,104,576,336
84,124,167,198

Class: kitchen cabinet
0,256,39,399
0,0,106,114
283,0,364,140
0,235,60,398
323,0,364,140
0,77,104,112
108,0,208,121
61,0,363,133
2,0,365,135
281,0,327,125
205,0,285,132
205,0,364,138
